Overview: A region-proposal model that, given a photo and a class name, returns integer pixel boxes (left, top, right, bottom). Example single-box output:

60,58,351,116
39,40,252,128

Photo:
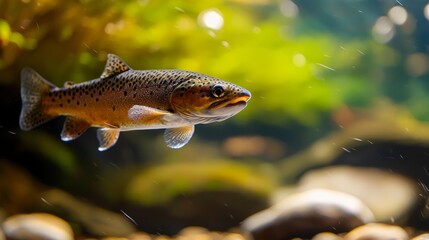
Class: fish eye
211,85,225,98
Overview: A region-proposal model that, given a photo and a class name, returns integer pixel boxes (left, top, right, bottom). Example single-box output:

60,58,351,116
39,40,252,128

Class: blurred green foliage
2,0,417,127
125,160,277,206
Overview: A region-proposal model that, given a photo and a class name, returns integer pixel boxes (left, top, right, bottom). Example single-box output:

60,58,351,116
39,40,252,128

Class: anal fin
164,125,195,149
61,117,91,141
97,128,120,151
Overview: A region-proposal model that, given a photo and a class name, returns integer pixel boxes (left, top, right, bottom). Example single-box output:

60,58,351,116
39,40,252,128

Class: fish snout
241,89,251,101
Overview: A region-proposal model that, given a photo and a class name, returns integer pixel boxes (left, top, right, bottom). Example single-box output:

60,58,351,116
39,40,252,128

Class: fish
19,54,251,151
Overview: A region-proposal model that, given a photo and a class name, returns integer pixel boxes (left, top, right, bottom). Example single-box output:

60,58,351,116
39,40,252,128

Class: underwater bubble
425,3,429,20
292,53,306,67
198,9,224,30
280,0,299,18
372,16,395,43
388,6,408,25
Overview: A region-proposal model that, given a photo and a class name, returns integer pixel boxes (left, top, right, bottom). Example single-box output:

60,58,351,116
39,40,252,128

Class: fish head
170,77,251,123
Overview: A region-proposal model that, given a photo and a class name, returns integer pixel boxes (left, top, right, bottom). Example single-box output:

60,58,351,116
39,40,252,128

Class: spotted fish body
20,54,251,150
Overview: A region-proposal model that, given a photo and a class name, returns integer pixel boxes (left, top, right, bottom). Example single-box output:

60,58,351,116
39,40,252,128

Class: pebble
311,232,342,240
128,232,153,240
242,189,374,240
412,234,429,240
343,223,408,240
2,212,74,240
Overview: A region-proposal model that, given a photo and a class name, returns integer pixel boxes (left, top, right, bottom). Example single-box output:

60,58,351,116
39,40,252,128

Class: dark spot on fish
60,103,63,108
167,108,174,113
77,101,80,105
112,106,116,111
48,92,52,97
123,91,127,96
67,99,71,104
96,98,99,102
133,93,137,98
84,103,87,107
180,93,184,97
51,98,55,102
150,91,153,95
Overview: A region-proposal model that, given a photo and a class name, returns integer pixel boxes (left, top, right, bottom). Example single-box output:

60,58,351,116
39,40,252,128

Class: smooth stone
2,213,73,240
242,189,374,240
128,232,153,240
223,233,246,240
297,165,418,221
177,226,209,236
311,232,342,240
344,223,408,240
412,234,429,240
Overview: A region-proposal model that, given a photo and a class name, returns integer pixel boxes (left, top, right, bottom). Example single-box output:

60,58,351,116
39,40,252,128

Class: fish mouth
209,90,251,110
209,97,249,110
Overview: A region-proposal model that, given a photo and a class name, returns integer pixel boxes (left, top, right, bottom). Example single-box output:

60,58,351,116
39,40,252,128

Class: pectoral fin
128,105,174,125
61,117,91,141
164,125,195,149
97,128,120,151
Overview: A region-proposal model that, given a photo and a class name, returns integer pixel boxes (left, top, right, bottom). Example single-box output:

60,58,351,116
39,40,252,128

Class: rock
279,100,429,183
297,165,418,221
412,234,429,240
223,233,246,240
0,229,5,240
343,223,408,240
241,189,374,240
2,213,73,240
153,236,172,240
177,226,209,236
128,232,153,240
311,232,342,240
40,189,136,237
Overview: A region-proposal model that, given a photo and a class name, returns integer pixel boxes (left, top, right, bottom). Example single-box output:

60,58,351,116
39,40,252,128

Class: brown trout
19,54,251,151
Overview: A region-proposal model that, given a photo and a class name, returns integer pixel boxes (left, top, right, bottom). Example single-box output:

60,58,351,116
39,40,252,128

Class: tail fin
19,68,57,130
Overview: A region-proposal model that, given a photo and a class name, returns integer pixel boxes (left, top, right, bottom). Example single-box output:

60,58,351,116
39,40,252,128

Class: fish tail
19,68,57,130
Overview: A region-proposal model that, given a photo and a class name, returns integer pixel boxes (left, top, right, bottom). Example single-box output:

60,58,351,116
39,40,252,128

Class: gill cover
170,78,251,122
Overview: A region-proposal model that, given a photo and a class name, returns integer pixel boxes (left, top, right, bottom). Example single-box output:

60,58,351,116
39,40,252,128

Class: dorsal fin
100,54,131,79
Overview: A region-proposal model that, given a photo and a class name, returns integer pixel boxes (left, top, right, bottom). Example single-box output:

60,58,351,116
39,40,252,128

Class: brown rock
344,223,408,240
412,234,429,240
2,213,74,240
242,189,374,240
297,166,418,222
312,232,343,240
